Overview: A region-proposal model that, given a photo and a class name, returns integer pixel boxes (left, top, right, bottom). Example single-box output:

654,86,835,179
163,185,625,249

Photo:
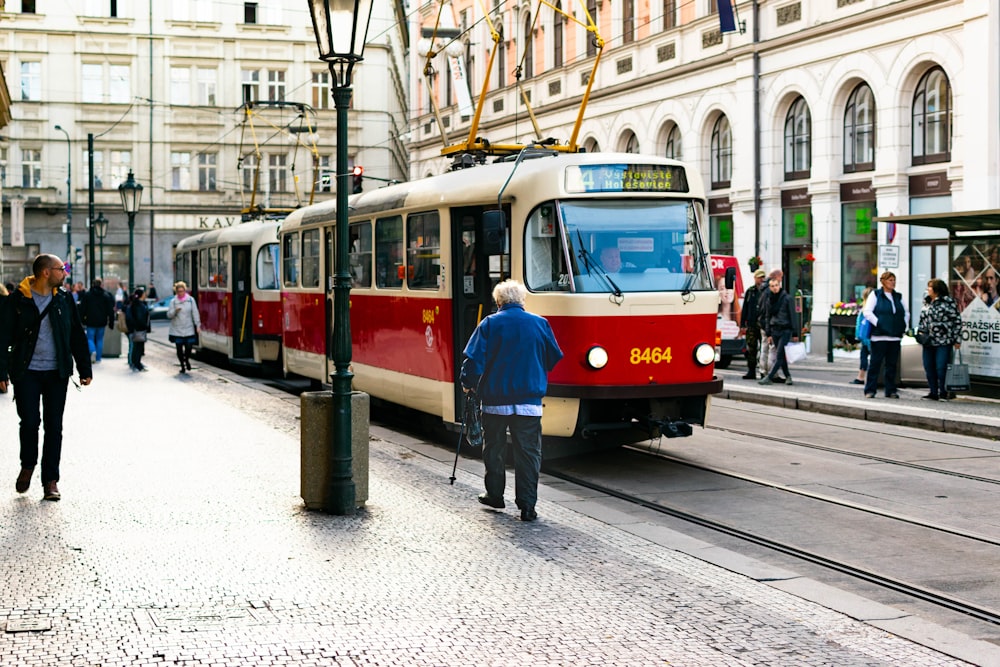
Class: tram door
231,245,253,359
450,205,509,414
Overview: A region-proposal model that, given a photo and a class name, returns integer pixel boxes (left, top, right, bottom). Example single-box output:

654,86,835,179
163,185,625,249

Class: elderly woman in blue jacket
460,279,563,522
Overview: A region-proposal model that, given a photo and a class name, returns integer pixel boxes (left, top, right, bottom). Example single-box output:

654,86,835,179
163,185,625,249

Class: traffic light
352,165,364,194
74,247,83,262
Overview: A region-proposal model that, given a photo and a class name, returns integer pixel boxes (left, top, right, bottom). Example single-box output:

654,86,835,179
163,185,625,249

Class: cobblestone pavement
0,344,979,666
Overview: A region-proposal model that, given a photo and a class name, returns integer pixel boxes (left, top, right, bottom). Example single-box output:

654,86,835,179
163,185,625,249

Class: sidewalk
716,354,1000,440
0,346,996,666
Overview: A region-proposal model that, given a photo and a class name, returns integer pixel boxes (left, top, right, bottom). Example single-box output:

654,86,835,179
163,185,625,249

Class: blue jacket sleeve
460,319,488,389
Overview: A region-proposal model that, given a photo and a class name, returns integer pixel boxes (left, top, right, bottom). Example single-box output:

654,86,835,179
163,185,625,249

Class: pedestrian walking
916,278,963,400
78,278,115,363
862,271,909,399
739,269,767,379
125,288,151,372
460,279,563,522
167,281,200,373
759,278,798,385
756,267,784,380
851,286,873,385
0,254,93,501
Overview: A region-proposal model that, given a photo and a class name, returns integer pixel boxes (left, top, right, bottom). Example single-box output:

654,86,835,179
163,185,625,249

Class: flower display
794,253,816,267
747,255,763,269
830,300,860,316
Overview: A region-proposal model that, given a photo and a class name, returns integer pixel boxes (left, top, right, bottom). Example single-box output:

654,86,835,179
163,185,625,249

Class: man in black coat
739,269,767,379
78,278,115,363
0,254,93,500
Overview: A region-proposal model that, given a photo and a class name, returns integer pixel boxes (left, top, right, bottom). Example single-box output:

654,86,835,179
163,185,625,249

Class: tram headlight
693,343,716,366
585,346,609,370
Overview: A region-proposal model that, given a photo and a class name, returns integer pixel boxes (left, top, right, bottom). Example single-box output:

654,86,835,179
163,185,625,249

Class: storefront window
841,202,876,301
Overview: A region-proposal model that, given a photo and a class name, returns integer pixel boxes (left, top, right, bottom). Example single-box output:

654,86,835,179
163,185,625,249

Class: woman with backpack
125,288,151,372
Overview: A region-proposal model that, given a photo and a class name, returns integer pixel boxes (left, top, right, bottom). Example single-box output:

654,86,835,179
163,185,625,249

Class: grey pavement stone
0,344,981,666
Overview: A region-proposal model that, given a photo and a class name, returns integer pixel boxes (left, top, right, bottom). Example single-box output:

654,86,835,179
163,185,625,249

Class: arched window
912,66,952,165
553,2,564,69
623,0,634,44
710,115,732,188
784,96,811,179
621,130,639,153
843,83,875,173
584,137,600,153
522,13,533,79
664,123,682,160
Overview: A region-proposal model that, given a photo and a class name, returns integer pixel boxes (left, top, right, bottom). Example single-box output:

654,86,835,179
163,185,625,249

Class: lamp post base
300,390,370,513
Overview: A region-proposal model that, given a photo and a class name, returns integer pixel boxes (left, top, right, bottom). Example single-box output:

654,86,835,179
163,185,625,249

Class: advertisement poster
951,241,1000,378
710,255,745,341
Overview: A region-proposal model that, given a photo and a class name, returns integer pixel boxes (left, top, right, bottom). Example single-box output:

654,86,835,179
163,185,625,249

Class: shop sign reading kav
564,164,689,194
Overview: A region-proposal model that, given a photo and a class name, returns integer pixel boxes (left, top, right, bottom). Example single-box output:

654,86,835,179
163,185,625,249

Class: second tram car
274,151,725,455
174,221,283,368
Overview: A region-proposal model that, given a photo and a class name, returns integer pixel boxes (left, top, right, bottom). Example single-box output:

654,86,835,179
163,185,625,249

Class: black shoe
865,393,876,399
887,393,900,399
942,392,957,400
850,379,865,385
520,508,538,522
773,376,787,384
921,393,939,400
741,371,755,380
477,493,504,509
15,467,33,494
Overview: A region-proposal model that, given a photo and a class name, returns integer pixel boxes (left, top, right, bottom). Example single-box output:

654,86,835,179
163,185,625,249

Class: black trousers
14,370,69,484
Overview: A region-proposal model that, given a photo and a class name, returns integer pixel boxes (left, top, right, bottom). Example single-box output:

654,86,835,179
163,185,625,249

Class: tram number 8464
630,347,673,364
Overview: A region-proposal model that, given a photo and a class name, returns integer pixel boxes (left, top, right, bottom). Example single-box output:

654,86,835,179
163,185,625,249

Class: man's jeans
482,413,543,511
86,326,105,361
14,370,69,484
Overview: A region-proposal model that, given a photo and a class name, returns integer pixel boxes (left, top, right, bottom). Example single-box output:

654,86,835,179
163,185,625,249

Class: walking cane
449,391,482,484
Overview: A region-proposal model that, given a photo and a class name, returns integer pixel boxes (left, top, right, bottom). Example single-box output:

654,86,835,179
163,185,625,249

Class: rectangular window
406,211,441,290
349,222,372,288
663,0,676,29
199,248,210,288
82,64,103,103
256,243,280,290
301,229,321,288
841,202,877,301
241,69,259,103
198,153,217,191
267,70,285,102
22,0,36,13
171,67,191,105
0,147,7,187
21,149,41,188
244,2,258,24
268,154,287,193
315,155,332,193
208,247,219,287
709,216,734,255
196,68,217,105
109,150,132,188
311,71,330,110
241,153,257,192
20,62,40,101
216,245,229,289
375,216,404,288
282,232,299,286
109,65,129,103
84,149,105,189
171,152,192,190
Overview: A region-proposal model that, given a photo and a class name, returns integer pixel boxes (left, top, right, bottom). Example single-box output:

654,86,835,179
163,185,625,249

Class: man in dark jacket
0,254,93,500
79,278,115,363
460,280,563,521
759,278,799,386
739,269,767,379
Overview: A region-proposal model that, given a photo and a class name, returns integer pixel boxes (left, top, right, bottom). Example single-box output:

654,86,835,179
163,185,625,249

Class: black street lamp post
94,212,108,280
307,0,375,515
118,170,143,290
54,125,72,282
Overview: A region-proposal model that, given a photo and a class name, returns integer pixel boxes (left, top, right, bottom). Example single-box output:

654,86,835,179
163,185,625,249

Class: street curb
720,387,1000,440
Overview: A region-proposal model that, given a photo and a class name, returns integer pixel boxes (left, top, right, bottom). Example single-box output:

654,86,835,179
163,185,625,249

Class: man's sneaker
785,378,793,386
43,481,60,501
758,377,773,385
15,467,33,494
90,351,96,363
477,493,504,509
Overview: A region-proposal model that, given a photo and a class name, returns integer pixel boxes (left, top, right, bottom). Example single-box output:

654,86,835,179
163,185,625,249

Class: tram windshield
524,199,713,293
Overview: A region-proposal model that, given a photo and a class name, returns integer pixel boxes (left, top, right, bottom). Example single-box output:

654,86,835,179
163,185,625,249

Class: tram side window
208,248,220,287
375,216,403,288
257,243,280,290
282,232,299,286
349,222,372,288
199,249,210,288
217,245,229,289
406,211,441,290
301,228,321,288
524,204,568,291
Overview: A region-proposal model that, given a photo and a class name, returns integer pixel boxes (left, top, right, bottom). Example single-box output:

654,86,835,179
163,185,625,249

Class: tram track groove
543,467,1000,626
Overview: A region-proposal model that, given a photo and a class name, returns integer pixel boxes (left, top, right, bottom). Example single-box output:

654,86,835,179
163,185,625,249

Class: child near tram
167,281,200,373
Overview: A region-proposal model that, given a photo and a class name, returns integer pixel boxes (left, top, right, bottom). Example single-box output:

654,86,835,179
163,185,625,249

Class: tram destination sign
565,164,689,194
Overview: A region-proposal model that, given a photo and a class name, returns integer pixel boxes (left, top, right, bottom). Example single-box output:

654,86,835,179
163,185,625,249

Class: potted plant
748,255,763,271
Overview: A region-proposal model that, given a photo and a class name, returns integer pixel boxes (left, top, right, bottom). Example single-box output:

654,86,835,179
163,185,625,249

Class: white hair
492,279,527,306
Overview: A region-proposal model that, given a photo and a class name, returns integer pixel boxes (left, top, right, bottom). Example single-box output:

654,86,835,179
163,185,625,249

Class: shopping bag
784,341,807,365
944,351,971,392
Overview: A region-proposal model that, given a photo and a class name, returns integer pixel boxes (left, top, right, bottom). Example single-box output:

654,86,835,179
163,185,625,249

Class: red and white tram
276,151,726,454
174,221,283,368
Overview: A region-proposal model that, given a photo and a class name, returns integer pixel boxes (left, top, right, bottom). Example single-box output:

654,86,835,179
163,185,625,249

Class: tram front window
524,199,713,293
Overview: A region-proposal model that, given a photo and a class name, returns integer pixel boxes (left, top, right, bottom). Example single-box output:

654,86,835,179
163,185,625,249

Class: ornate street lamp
307,0,374,515
54,125,72,283
93,212,108,280
118,170,143,290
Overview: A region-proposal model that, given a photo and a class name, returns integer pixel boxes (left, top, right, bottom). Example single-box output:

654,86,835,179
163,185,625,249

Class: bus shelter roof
873,210,1000,234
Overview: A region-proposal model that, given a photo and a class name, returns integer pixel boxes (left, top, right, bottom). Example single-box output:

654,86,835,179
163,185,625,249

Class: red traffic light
352,165,364,176
352,165,364,193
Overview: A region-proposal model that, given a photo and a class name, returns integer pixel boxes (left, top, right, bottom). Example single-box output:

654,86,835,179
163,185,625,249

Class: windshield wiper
575,230,623,298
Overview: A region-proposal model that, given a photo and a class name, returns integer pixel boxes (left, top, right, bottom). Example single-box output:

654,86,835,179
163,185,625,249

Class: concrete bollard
300,391,370,510
102,329,122,358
